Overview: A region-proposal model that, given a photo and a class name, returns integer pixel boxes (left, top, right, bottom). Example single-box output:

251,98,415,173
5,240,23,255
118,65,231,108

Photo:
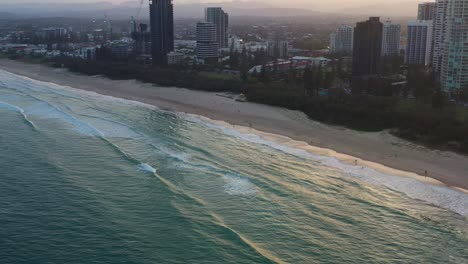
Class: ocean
0,69,467,264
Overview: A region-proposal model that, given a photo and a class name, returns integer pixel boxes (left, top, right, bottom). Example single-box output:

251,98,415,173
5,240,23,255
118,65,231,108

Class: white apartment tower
405,20,433,66
432,0,448,74
196,22,219,62
330,25,354,54
381,21,401,57
441,0,468,91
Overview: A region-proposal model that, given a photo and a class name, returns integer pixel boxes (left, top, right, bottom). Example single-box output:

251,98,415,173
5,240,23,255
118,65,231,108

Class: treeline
11,54,468,154
51,56,244,93
247,82,468,153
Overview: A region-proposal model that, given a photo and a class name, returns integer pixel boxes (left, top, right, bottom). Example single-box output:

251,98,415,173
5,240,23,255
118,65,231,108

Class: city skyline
0,0,424,14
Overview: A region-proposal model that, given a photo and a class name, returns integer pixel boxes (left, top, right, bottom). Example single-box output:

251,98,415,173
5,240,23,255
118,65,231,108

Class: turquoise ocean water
0,69,467,263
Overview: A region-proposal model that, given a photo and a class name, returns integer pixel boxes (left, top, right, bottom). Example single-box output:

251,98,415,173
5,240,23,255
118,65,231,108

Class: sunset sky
0,0,419,10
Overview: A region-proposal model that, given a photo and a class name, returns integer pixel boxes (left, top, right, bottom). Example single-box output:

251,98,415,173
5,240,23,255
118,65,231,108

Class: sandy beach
1,59,467,190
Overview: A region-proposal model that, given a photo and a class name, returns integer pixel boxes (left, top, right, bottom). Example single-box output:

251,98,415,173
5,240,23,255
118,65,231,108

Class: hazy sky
0,0,416,10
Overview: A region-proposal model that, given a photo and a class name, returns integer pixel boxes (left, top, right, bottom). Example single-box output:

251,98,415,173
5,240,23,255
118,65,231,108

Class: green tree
432,85,447,109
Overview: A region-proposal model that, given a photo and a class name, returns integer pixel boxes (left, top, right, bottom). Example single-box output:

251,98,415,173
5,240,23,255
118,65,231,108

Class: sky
0,0,408,9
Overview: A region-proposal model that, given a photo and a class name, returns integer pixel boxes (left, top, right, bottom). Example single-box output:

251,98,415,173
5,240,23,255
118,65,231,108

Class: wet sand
1,59,467,190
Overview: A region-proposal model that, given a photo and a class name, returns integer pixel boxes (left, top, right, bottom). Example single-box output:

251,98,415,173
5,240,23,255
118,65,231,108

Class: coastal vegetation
3,53,468,154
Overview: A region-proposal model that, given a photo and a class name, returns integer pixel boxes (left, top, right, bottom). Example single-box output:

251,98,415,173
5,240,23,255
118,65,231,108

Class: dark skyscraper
149,0,174,66
352,17,383,77
205,7,229,48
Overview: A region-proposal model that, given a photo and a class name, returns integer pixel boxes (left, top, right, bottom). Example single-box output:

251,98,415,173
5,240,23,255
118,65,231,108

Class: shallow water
0,70,467,264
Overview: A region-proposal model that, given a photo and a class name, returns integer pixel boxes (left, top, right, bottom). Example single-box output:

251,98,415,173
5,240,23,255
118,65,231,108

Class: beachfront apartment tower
432,0,448,74
441,0,468,91
352,17,383,76
330,25,354,55
418,2,436,20
149,0,174,66
405,20,433,66
205,7,229,48
381,21,401,57
196,22,219,63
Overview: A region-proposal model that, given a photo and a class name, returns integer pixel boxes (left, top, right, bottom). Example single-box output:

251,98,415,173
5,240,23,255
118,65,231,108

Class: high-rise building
149,0,174,66
205,7,229,48
441,0,468,91
352,17,383,76
433,0,448,74
405,20,433,66
418,2,436,20
196,22,219,63
330,25,354,54
131,23,151,57
381,21,401,57
267,40,289,59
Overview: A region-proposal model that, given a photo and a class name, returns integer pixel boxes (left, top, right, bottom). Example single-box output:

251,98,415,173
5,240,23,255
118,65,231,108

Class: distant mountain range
0,1,418,19
0,12,19,20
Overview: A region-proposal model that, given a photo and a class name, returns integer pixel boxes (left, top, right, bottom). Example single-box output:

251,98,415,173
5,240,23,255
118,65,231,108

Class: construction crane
131,0,145,34
131,0,145,32
135,0,145,21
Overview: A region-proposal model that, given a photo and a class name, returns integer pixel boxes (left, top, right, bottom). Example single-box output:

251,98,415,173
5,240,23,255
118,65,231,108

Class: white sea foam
1,69,466,216
26,98,103,137
223,173,257,196
183,114,468,217
0,69,160,111
0,99,37,129
137,163,157,174
156,145,191,163
81,115,143,139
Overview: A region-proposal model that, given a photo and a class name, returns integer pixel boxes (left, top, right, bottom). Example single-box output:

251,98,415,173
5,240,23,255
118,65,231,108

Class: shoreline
1,59,468,191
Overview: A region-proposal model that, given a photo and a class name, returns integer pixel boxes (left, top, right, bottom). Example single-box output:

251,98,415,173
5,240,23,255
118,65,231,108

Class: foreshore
1,59,467,190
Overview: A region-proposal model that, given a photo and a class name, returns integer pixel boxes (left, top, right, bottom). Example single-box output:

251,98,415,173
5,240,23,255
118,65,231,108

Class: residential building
291,56,331,67
267,40,289,59
228,35,243,52
441,0,468,91
77,47,97,60
110,42,129,58
433,0,448,74
381,21,401,57
131,23,151,56
36,27,68,40
205,7,229,48
352,17,383,77
167,51,185,65
330,25,354,54
405,20,433,66
418,2,436,20
149,0,174,66
196,22,218,63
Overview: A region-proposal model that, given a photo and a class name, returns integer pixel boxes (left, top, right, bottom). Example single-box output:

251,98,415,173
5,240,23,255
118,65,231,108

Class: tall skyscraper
352,17,383,76
196,22,219,63
433,0,448,74
418,2,436,20
405,20,433,66
381,21,401,57
205,7,229,48
149,0,174,66
441,0,468,91
330,25,354,54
